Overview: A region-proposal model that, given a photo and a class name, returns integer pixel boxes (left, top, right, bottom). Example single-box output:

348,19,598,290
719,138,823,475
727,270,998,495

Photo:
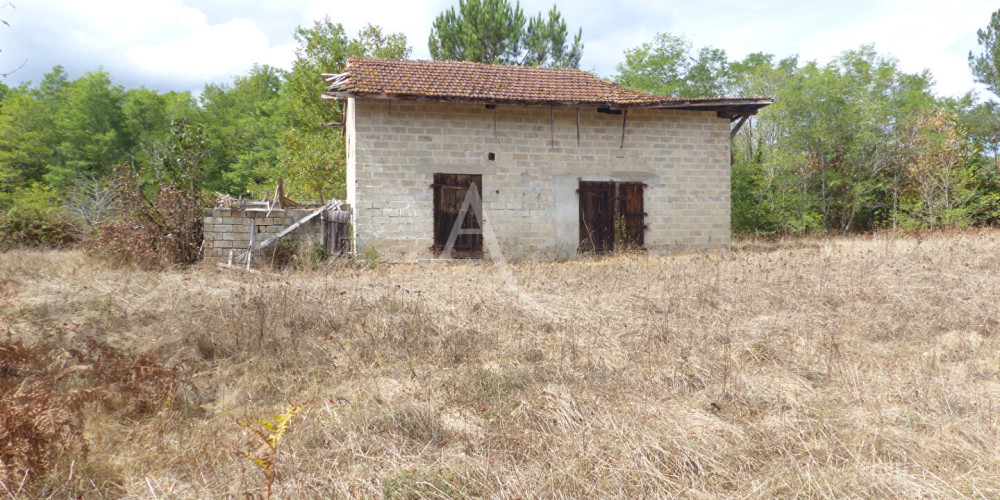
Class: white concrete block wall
349,99,731,261
202,208,325,262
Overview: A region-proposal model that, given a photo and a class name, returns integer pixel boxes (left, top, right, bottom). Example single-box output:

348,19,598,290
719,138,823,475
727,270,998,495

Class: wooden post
620,110,628,150
277,178,285,209
550,106,554,147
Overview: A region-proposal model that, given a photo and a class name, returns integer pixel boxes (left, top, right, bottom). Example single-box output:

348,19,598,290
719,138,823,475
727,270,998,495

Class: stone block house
322,58,770,261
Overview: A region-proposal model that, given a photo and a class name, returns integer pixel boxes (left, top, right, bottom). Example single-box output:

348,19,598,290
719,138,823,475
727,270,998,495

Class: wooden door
433,173,483,258
578,181,615,253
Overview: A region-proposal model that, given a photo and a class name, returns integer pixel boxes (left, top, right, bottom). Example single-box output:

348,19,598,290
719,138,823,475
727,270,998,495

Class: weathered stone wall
202,207,325,262
346,98,732,261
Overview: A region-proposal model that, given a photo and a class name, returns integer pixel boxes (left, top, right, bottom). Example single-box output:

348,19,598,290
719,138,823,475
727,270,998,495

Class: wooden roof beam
730,114,750,140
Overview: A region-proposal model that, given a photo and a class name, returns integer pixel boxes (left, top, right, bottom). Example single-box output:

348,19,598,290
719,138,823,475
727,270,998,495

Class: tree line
617,32,1000,233
1,0,999,251
0,18,408,248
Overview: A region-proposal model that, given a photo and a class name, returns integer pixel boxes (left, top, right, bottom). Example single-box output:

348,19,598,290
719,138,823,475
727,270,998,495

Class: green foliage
618,34,984,233
45,69,131,190
429,0,582,68
272,18,350,201
350,23,412,61
0,22,408,211
521,6,583,68
4,20,1000,248
122,87,198,175
0,66,202,217
193,19,410,201
895,110,979,228
615,33,731,98
731,158,775,234
0,184,76,249
954,94,1000,166
0,88,52,187
199,64,284,195
86,122,211,268
272,19,409,201
429,0,525,64
363,246,380,269
969,9,1000,98
155,119,209,193
718,43,988,235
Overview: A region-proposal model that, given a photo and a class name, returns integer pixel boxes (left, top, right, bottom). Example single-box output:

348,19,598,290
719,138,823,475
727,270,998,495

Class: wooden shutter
432,173,483,258
578,181,615,253
617,182,645,249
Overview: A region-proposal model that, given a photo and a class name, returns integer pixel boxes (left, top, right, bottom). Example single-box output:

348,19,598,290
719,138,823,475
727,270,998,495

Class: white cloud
301,0,453,59
5,0,297,90
782,0,995,96
634,0,996,97
2,0,996,97
128,18,296,81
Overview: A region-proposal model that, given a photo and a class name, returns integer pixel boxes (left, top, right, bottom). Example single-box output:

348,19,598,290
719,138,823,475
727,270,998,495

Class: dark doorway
578,180,645,253
433,173,483,258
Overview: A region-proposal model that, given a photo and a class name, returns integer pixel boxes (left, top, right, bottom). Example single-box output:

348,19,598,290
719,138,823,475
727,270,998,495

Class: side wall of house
347,99,731,261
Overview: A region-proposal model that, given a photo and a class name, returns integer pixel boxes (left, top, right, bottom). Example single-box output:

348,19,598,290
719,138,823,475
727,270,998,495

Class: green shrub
363,246,380,270
260,239,299,270
0,185,76,250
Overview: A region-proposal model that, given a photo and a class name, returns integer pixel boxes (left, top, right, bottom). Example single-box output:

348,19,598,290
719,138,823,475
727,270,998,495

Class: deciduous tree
615,33,731,98
275,19,409,201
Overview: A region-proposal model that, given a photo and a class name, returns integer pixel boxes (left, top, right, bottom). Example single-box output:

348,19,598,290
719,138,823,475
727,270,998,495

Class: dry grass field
2,231,1000,498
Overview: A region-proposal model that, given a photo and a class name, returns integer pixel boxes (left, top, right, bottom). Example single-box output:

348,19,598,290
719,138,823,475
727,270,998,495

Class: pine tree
969,9,1000,98
428,0,582,68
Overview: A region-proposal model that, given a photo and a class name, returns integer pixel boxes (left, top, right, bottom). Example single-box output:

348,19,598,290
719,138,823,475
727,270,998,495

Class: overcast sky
0,0,996,98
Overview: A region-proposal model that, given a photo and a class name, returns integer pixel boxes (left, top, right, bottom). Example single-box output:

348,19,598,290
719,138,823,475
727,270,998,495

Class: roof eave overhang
611,99,774,120
322,91,773,119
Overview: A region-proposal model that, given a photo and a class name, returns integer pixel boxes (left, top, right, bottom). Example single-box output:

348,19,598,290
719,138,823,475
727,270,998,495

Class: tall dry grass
1,231,999,498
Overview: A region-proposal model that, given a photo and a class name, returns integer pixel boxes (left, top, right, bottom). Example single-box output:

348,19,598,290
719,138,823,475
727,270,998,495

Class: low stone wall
202,207,325,262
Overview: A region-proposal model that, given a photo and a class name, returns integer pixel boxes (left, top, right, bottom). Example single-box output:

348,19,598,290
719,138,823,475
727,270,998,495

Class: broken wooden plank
245,219,256,270
253,203,335,252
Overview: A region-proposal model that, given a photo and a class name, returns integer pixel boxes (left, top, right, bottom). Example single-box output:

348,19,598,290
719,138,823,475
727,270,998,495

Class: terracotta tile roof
322,58,772,113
